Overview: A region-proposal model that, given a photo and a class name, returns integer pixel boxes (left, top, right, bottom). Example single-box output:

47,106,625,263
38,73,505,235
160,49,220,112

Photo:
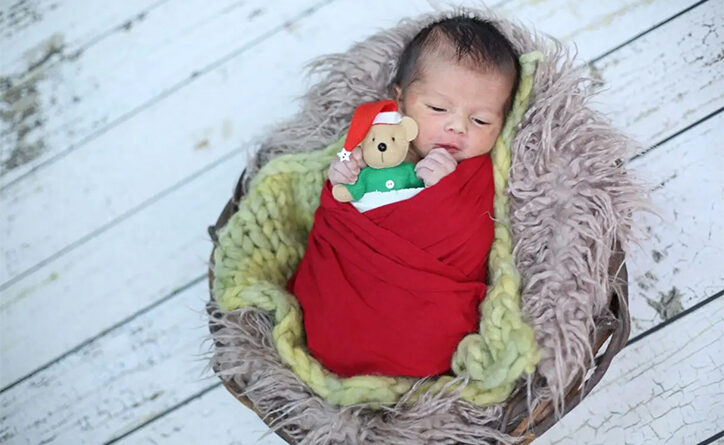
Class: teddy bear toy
333,100,422,203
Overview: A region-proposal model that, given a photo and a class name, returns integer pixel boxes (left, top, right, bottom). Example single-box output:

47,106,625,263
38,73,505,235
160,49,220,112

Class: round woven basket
206,168,631,444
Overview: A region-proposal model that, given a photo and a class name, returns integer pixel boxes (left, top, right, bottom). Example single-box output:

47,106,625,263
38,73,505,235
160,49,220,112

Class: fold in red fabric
287,154,495,378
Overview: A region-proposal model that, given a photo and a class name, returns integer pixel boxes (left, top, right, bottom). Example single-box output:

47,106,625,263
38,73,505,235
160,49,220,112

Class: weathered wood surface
536,294,724,445
625,112,724,333
497,0,694,61
1,0,161,66
0,0,331,282
590,0,723,147
0,279,288,445
1,0,722,443
0,0,714,391
114,380,288,445
0,0,327,187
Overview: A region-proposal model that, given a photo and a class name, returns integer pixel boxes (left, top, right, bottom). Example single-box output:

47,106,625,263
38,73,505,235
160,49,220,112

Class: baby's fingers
328,164,350,185
415,165,434,177
341,159,361,177
351,146,367,169
415,165,437,187
415,155,445,173
334,169,355,185
335,162,361,184
427,148,457,169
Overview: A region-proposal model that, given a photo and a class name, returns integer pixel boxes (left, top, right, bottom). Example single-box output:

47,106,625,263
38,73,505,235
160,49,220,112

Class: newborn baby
290,16,521,378
329,15,518,191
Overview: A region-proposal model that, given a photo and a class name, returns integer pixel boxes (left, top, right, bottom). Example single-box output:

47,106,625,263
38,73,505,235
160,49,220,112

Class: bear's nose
377,142,387,152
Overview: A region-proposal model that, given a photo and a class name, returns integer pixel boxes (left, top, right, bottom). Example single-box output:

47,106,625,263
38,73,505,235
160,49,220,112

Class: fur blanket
206,6,644,444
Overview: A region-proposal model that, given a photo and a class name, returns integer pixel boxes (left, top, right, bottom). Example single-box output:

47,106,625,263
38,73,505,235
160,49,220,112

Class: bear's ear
400,116,418,142
360,127,375,147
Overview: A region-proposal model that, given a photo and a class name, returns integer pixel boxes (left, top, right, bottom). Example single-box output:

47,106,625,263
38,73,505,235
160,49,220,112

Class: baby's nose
377,142,387,152
445,117,466,134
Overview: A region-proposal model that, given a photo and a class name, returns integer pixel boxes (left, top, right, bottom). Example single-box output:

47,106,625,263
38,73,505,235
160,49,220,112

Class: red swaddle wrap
287,154,495,378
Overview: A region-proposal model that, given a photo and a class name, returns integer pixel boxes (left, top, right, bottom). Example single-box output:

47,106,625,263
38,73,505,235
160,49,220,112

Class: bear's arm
406,163,424,188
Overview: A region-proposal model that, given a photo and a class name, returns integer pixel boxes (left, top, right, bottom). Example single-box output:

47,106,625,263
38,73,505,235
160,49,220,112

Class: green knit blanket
213,52,543,407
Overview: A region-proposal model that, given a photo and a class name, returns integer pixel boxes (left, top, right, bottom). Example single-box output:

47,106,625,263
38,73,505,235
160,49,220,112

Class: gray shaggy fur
206,5,645,444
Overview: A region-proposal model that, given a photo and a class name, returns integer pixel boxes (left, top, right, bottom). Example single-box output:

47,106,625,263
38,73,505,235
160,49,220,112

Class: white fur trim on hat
372,111,402,125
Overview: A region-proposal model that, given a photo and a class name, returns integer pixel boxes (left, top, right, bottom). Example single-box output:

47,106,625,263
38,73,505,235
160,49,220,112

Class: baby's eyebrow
422,88,453,102
430,88,450,100
472,103,495,113
470,98,502,115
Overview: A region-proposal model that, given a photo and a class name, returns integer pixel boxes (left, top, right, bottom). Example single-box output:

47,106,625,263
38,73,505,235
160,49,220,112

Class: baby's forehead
416,46,514,83
414,60,513,93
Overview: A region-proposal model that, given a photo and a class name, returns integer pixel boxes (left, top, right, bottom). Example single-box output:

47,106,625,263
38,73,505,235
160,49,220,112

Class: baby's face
395,56,514,163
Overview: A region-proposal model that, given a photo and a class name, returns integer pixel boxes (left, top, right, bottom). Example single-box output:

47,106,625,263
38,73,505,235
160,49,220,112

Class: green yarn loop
213,51,543,407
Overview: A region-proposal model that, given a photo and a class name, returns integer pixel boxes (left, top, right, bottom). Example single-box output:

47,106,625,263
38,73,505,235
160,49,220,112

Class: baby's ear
392,84,402,102
400,116,418,142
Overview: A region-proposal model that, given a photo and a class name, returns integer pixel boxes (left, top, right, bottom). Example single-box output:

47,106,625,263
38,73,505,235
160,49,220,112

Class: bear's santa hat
338,100,402,161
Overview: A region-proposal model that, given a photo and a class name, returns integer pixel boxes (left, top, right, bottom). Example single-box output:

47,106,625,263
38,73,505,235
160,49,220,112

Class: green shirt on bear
345,162,424,201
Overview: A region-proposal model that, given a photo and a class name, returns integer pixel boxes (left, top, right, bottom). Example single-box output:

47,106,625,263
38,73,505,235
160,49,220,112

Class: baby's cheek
414,127,434,155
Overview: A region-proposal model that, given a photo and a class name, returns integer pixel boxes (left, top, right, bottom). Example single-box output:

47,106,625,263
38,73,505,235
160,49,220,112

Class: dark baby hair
392,16,520,112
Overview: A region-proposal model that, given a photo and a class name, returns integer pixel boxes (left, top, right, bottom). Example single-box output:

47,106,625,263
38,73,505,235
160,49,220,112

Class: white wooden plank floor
1,0,722,444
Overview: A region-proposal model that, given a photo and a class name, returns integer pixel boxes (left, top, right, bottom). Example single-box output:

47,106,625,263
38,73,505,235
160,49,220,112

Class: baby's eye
472,118,489,126
427,104,446,112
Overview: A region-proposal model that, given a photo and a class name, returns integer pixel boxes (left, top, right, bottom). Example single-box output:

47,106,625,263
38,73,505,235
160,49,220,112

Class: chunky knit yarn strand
212,52,542,407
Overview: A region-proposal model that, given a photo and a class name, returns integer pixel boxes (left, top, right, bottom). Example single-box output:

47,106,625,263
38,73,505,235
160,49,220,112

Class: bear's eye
392,136,396,142
372,137,375,142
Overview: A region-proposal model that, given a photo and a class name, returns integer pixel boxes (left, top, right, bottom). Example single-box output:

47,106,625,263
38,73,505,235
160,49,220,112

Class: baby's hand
328,146,367,185
414,148,457,187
